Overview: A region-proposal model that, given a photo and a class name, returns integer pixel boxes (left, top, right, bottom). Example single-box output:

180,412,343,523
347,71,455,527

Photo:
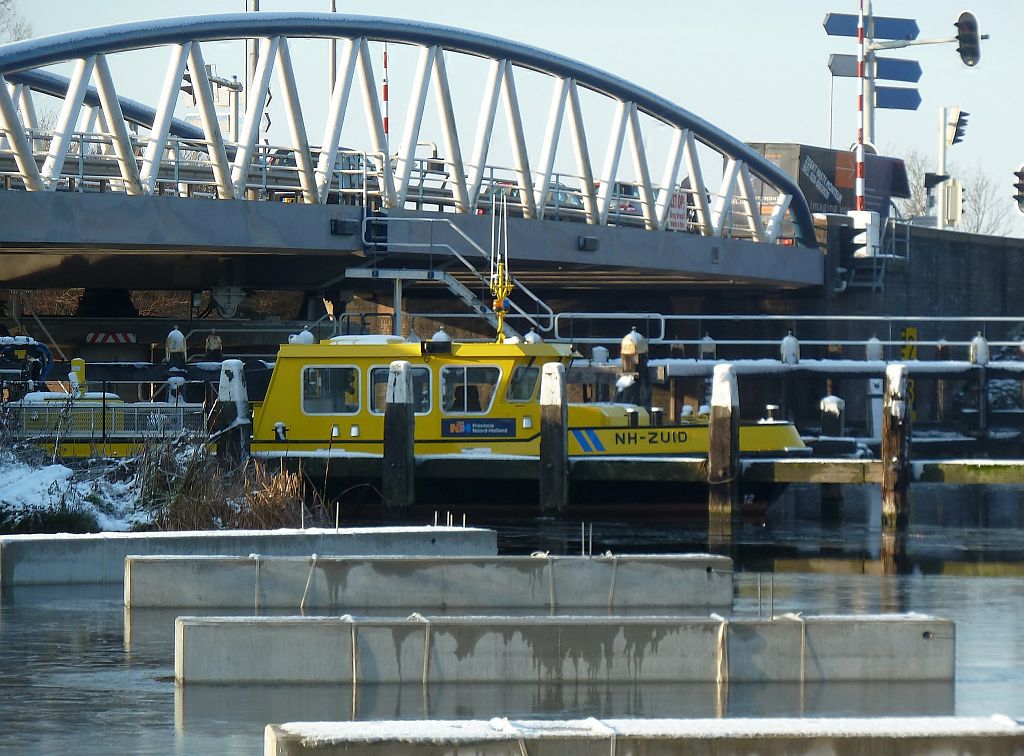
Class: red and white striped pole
382,43,390,152
855,0,866,211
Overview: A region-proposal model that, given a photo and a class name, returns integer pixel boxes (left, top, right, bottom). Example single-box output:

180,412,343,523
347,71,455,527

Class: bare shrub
133,436,318,531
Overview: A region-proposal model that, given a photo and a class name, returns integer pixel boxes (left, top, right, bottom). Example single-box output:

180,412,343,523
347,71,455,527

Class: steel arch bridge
0,13,815,239
0,12,819,321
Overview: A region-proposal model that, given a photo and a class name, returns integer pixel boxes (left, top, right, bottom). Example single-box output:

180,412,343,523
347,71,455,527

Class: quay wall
264,716,1024,756
176,614,954,685
124,553,732,610
0,527,497,586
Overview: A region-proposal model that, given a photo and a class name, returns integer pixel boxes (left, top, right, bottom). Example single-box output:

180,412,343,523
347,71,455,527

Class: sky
12,0,1024,234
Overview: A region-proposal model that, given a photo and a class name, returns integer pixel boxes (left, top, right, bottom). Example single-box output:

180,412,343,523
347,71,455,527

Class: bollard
819,395,845,436
166,325,187,371
935,339,950,423
215,359,250,467
708,364,739,536
592,345,611,401
383,360,415,509
881,364,911,530
969,332,989,439
539,362,568,512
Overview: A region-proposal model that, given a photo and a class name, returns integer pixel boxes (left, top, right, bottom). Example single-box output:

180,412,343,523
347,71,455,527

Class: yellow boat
250,334,806,462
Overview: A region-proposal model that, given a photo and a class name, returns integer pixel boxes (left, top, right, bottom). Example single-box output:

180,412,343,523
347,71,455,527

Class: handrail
359,215,556,333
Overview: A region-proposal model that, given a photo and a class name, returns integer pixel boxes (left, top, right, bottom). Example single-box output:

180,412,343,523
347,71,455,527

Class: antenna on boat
489,192,515,343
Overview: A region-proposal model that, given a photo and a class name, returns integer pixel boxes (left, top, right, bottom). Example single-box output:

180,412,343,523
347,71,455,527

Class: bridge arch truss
0,13,817,248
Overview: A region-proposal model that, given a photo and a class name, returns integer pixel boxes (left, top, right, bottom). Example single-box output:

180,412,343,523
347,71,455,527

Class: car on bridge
477,180,586,221
264,147,376,204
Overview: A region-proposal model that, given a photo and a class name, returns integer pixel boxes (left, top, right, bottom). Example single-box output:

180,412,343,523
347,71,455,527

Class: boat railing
5,401,207,440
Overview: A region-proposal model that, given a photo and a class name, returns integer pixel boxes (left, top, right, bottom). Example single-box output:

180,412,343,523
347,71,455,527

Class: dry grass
133,436,322,531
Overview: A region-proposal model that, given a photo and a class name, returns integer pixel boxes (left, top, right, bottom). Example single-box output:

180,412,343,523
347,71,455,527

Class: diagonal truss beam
356,38,397,207
93,54,143,195
394,45,435,206
501,61,535,219
596,101,628,226
0,75,44,190
565,80,597,225
275,38,317,203
466,58,504,210
140,44,190,194
533,77,569,219
232,36,280,197
41,56,95,187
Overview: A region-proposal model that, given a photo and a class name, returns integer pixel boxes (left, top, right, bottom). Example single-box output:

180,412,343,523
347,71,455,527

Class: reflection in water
3,485,1024,753
172,679,954,732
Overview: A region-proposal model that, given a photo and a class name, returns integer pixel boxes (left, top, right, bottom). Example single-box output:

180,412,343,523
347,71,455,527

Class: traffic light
955,12,981,67
1014,166,1024,215
945,108,969,146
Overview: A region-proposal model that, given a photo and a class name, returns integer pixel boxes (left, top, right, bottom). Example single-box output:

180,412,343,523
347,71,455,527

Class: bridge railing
0,130,772,241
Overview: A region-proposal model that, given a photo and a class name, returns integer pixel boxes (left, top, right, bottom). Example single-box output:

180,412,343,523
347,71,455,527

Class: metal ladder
354,214,555,337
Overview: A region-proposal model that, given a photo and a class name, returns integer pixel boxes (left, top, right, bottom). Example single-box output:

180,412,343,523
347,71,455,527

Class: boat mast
489,194,515,343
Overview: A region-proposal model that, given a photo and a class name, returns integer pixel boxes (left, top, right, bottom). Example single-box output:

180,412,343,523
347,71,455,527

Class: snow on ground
0,456,141,531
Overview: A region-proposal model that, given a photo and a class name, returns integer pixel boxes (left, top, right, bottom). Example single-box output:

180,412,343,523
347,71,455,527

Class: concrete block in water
264,716,1024,755
0,527,497,586
125,553,732,610
176,614,953,685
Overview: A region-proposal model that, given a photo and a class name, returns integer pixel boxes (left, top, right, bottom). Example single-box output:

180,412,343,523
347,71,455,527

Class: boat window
506,366,540,402
368,366,431,414
440,366,500,414
301,366,359,415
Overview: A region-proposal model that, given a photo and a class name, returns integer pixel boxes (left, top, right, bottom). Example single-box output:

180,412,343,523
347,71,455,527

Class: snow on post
820,395,846,437
780,330,800,365
969,332,989,366
865,335,883,361
216,359,250,465
882,364,910,530
708,364,739,533
711,363,739,410
218,360,248,417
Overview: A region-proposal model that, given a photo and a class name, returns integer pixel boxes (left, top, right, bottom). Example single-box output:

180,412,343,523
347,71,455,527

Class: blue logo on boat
441,418,517,437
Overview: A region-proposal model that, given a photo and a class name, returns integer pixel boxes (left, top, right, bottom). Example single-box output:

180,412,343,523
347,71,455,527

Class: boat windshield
301,366,359,414
440,366,500,414
506,366,540,402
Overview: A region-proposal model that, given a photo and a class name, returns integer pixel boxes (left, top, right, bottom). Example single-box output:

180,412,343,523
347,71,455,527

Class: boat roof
278,339,574,360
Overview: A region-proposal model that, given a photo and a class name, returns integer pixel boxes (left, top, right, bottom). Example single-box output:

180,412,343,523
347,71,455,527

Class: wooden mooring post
540,362,568,512
214,359,250,467
881,364,911,530
708,364,739,538
383,360,415,509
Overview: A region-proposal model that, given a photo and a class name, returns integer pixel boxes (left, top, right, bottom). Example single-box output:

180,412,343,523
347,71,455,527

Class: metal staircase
843,215,911,293
349,214,555,338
